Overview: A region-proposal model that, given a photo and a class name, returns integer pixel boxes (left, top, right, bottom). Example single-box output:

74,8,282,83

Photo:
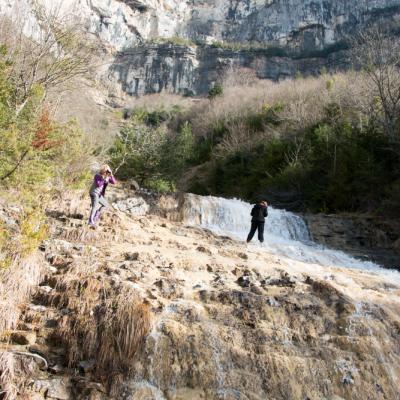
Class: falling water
181,193,399,275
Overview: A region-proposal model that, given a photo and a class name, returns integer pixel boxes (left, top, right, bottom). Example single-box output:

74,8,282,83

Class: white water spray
181,194,399,275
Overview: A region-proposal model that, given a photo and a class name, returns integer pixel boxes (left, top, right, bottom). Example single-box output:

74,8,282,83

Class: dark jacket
251,204,268,222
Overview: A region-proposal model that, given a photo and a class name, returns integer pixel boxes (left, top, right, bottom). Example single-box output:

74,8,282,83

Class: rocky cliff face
1,0,400,96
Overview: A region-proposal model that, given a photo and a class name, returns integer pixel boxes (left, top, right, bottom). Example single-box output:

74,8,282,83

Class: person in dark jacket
247,200,268,243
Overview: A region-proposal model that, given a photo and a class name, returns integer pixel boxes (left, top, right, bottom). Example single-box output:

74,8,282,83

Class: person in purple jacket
88,164,116,228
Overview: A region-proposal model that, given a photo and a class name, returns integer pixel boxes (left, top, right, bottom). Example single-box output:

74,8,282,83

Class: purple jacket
90,174,116,196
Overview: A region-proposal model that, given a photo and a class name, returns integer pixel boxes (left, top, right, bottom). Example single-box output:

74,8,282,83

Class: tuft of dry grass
0,350,45,399
59,226,106,243
0,351,17,400
97,290,151,380
57,277,107,365
56,273,151,389
58,217,126,244
0,253,45,334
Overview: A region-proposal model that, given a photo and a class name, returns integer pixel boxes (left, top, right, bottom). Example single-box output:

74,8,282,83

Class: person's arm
251,207,255,216
94,174,104,188
109,174,117,185
264,207,268,217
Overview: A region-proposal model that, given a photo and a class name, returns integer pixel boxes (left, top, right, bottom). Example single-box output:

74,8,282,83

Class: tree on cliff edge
0,3,95,114
352,25,400,143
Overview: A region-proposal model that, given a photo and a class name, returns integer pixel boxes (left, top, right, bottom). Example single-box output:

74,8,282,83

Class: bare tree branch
351,24,400,142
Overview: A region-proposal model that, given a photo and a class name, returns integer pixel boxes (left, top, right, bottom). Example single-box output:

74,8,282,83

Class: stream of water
181,193,399,276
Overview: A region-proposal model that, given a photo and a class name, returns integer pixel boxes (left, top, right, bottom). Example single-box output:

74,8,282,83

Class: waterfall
181,194,311,242
181,193,398,274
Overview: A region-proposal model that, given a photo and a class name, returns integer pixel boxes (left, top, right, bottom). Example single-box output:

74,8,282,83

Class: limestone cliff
1,0,400,95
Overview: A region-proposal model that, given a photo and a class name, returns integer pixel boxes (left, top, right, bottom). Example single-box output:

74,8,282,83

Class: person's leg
89,194,100,225
247,222,258,242
94,207,103,222
94,196,109,222
257,222,265,243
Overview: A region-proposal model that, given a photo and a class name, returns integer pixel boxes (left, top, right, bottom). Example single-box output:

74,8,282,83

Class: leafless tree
0,3,97,181
352,24,400,142
0,2,96,114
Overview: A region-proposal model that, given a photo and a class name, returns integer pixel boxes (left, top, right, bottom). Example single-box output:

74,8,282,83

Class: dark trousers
247,222,265,243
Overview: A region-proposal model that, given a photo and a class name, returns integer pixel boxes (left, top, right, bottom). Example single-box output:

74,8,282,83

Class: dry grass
56,272,151,389
57,277,106,365
191,72,370,136
123,92,196,112
174,70,374,160
58,214,126,244
0,350,44,399
48,190,89,218
59,226,107,243
97,290,151,382
0,352,16,400
0,253,45,334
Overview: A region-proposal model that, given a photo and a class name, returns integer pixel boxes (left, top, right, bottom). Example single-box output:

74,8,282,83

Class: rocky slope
1,187,400,399
1,0,400,95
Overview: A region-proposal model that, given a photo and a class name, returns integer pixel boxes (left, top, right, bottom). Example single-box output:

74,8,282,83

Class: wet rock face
126,283,400,400
304,214,400,269
2,188,400,400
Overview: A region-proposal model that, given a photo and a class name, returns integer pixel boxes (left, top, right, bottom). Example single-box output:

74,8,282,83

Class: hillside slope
1,187,400,399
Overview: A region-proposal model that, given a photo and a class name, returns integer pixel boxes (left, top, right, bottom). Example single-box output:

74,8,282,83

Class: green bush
0,45,91,266
208,83,224,99
108,117,167,183
198,109,400,214
150,36,196,47
109,117,195,190
209,40,289,57
146,177,176,193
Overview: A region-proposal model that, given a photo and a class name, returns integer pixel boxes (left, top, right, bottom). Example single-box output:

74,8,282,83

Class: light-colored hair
100,164,111,175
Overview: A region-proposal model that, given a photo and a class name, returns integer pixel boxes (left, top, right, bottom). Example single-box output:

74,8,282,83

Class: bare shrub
189,69,382,158
223,66,260,88
351,25,400,142
0,4,96,121
214,121,266,158
123,92,195,112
